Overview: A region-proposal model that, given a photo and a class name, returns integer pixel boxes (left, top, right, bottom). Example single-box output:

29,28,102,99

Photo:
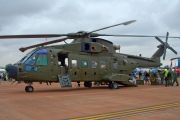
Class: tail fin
151,45,164,65
151,32,177,61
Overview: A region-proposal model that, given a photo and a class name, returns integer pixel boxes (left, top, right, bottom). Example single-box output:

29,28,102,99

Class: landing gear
77,81,81,87
109,82,119,89
25,86,34,92
84,81,92,87
25,82,34,92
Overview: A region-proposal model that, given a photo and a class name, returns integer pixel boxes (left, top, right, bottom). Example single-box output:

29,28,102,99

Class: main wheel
25,86,34,92
84,82,92,87
84,82,87,87
112,82,119,89
25,86,28,92
87,82,92,87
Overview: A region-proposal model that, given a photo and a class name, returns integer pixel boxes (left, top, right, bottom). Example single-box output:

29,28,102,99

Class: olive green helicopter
0,20,179,92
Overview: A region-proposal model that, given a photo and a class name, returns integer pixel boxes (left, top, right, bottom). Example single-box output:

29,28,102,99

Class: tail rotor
155,32,177,60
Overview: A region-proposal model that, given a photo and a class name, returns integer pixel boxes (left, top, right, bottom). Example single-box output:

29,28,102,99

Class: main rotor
0,20,179,60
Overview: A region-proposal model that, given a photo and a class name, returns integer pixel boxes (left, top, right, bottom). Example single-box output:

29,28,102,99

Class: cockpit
18,49,48,66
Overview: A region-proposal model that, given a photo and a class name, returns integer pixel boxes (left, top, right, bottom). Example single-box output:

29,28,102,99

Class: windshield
22,50,37,63
23,49,48,65
24,53,38,65
16,50,36,64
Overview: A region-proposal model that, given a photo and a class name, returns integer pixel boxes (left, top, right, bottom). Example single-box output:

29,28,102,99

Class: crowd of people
135,68,179,86
0,72,11,82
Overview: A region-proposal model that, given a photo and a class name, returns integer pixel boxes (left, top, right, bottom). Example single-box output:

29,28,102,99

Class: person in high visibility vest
5,74,8,81
164,68,170,86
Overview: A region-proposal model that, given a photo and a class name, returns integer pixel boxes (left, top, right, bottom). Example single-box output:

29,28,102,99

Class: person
145,71,150,84
1,73,5,81
131,71,135,84
168,70,173,85
5,74,8,81
172,70,179,86
164,68,170,86
139,71,142,79
159,70,165,85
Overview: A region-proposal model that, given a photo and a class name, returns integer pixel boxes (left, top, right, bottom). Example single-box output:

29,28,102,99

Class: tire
84,82,87,87
84,82,92,87
112,82,119,89
87,82,92,87
25,86,34,92
25,86,28,92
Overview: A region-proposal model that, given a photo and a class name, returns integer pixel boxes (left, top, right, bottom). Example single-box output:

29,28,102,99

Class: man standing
131,71,135,84
145,71,150,84
164,68,170,86
168,70,173,85
172,70,179,86
1,72,5,81
160,70,165,84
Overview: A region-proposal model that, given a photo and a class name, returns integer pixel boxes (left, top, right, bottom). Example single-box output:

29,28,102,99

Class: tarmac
0,79,180,120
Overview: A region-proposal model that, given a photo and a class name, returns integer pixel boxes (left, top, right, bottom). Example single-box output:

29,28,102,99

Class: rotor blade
0,34,67,39
89,20,136,33
169,46,178,55
19,37,69,52
163,48,167,60
165,32,169,43
155,37,165,45
96,34,180,38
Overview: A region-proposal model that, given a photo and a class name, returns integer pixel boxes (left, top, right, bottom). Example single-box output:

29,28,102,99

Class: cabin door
58,53,69,75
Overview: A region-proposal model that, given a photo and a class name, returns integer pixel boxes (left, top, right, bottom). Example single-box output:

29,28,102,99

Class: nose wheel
25,86,34,92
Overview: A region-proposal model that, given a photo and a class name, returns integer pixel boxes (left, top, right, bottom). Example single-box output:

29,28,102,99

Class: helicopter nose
5,64,18,79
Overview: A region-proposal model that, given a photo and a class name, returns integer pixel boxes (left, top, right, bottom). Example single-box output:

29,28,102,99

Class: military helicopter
0,20,179,92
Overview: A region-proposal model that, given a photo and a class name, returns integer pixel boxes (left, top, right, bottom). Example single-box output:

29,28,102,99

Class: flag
170,61,172,70
178,59,180,68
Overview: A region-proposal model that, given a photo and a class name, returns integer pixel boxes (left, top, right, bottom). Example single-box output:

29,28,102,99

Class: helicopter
0,20,179,92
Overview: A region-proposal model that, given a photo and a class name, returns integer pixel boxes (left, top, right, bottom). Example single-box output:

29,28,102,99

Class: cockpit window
22,50,36,63
35,49,48,54
25,53,38,65
24,49,48,65
36,54,48,65
17,56,27,63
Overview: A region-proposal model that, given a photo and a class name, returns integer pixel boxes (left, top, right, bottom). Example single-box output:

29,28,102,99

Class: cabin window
113,62,118,69
72,60,77,67
81,43,91,52
91,61,97,68
25,54,38,65
91,38,97,42
82,60,88,68
36,54,48,65
100,61,106,69
85,43,90,51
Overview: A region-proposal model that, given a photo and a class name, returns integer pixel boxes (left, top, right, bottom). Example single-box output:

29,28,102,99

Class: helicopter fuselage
6,37,161,84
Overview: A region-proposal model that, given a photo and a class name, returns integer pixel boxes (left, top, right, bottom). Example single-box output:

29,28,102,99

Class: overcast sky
0,0,180,68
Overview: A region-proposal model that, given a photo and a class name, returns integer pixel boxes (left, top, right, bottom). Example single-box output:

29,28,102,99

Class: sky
0,0,180,68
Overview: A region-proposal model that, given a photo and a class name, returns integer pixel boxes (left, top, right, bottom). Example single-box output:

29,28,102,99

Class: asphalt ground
0,79,180,120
